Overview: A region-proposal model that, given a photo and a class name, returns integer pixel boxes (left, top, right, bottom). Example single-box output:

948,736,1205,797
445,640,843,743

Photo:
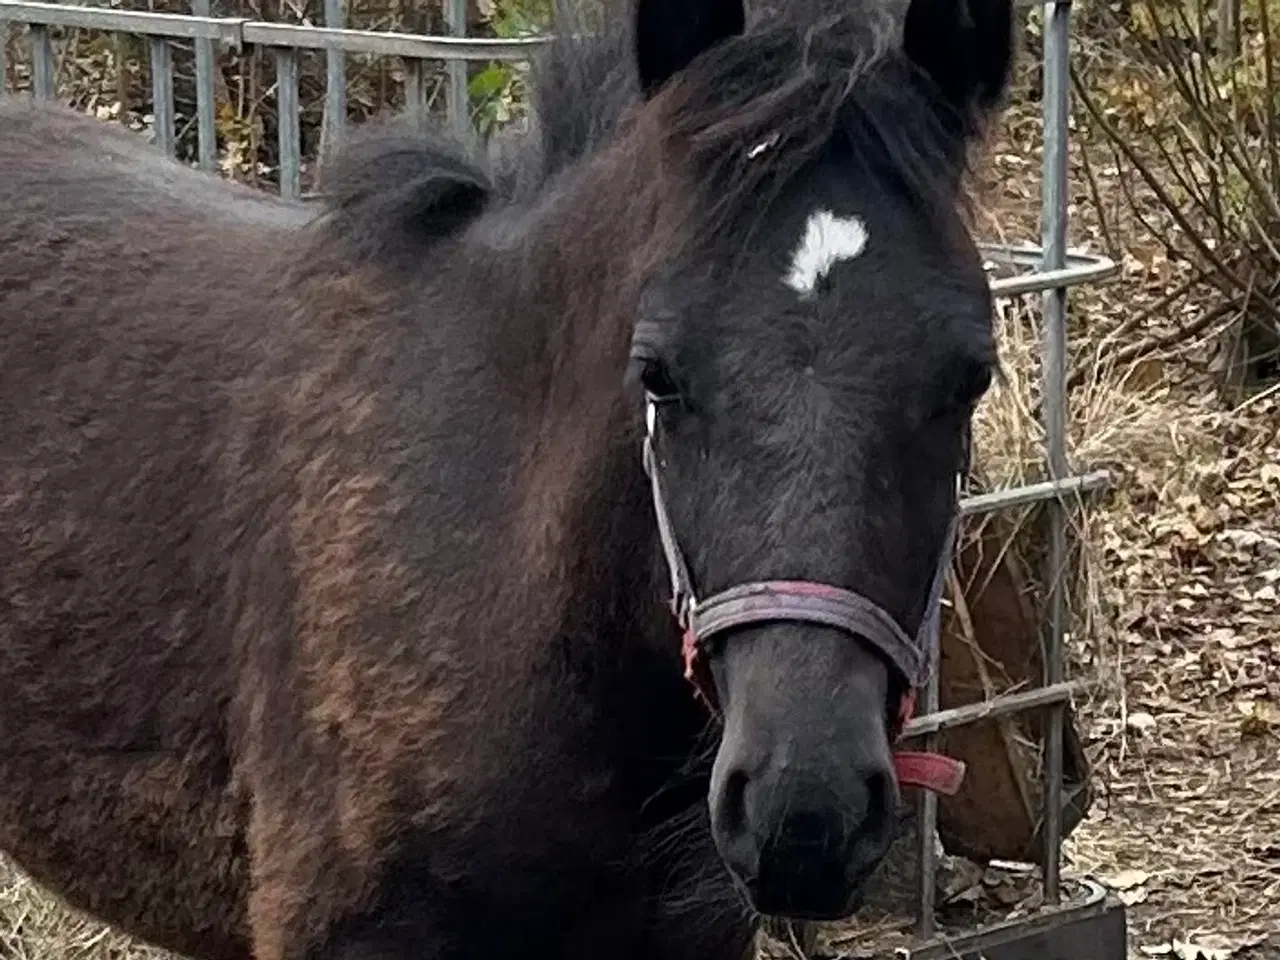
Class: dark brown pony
0,0,1014,957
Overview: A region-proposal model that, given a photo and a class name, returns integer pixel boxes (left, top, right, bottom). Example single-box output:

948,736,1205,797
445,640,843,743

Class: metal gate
0,1,1125,954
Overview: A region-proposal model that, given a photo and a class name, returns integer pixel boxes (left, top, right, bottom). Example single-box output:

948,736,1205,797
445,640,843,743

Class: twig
1071,59,1280,325
1075,134,1120,259
1067,299,1239,391
1233,376,1280,413
1076,263,1222,374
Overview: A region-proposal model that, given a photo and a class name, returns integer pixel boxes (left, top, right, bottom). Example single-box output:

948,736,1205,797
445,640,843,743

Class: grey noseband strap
689,516,955,690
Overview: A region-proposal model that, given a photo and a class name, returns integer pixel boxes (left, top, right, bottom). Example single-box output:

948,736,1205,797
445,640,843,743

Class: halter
641,394,967,797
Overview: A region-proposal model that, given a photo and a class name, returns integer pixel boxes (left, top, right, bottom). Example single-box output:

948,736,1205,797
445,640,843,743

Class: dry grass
965,85,1280,960
0,859,171,960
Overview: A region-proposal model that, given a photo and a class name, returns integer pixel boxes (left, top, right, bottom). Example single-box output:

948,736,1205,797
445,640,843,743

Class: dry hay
0,858,171,960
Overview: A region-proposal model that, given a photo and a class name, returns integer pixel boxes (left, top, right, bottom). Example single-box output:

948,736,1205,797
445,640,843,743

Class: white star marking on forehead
783,209,869,298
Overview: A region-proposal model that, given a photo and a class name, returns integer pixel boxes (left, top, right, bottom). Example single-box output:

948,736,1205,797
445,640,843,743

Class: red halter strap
643,396,966,798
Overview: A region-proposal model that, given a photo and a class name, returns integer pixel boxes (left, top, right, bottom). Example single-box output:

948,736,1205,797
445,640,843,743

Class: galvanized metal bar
445,0,469,142
0,17,9,95
30,22,53,99
958,469,1110,517
191,0,218,173
899,679,1090,740
323,0,345,154
890,879,1117,960
981,242,1115,272
149,37,175,156
982,245,1118,298
241,21,544,60
404,56,425,129
915,585,944,937
0,3,545,59
1038,0,1074,908
274,46,300,200
0,1,245,44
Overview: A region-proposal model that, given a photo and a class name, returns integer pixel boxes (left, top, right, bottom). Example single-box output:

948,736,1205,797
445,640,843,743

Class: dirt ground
3,55,1280,960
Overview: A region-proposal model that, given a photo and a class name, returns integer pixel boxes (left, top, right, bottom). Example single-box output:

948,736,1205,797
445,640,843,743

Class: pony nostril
776,809,835,854
710,765,763,884
865,771,892,827
849,770,896,859
720,768,749,837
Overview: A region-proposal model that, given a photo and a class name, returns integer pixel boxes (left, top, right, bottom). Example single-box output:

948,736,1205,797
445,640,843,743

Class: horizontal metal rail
0,0,243,43
981,244,1120,298
0,1,548,59
959,469,1112,517
901,679,1090,740
241,22,547,60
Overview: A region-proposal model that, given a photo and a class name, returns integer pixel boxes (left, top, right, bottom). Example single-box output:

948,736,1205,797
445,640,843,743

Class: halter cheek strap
643,395,966,798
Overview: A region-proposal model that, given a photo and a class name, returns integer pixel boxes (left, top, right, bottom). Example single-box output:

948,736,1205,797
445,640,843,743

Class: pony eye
927,358,992,422
959,361,993,406
640,357,681,400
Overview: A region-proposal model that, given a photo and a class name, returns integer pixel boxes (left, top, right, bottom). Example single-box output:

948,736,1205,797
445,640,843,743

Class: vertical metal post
324,0,346,152
150,37,175,157
275,47,301,200
915,613,943,938
31,24,54,100
445,0,470,142
0,18,9,96
404,57,426,130
192,0,218,173
1039,0,1073,908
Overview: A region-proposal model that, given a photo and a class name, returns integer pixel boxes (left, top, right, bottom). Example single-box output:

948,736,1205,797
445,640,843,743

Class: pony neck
466,140,691,674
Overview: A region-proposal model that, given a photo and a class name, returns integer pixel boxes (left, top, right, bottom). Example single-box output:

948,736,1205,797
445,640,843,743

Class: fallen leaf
1127,711,1158,733
1172,937,1234,960
1103,868,1151,890
1238,700,1279,738
1118,886,1150,906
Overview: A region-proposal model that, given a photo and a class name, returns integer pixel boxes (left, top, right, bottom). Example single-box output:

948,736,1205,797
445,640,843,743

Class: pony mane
313,122,492,264
314,0,982,263
313,4,641,255
647,4,983,244
501,5,642,196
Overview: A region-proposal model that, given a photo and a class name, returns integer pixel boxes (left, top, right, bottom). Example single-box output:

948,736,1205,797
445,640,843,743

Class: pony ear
634,0,745,97
902,0,1015,133
321,129,492,259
